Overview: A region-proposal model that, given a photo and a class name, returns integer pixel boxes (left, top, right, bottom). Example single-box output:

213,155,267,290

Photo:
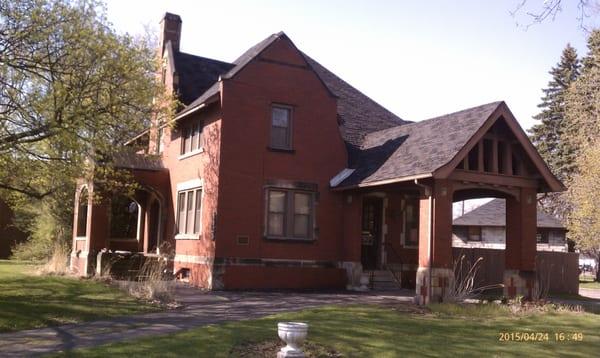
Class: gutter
414,178,433,303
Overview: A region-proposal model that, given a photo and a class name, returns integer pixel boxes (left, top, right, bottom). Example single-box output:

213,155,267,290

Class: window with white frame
176,188,202,235
266,188,314,239
270,105,292,150
180,119,203,155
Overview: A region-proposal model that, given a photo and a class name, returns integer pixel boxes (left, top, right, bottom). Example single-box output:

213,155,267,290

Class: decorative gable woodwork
457,118,535,178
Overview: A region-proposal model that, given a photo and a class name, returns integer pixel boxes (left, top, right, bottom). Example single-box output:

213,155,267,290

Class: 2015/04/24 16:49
498,332,584,342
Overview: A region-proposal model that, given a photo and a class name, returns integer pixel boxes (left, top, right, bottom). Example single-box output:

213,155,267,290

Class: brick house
70,13,564,303
452,199,567,252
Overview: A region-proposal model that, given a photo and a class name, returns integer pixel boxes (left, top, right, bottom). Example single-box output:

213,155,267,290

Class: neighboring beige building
453,199,567,252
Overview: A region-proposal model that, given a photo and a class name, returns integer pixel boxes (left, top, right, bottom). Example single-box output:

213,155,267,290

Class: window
270,105,292,149
110,195,139,240
155,127,164,154
76,188,88,237
468,226,482,241
404,197,419,246
177,188,202,236
180,120,203,155
266,188,314,239
536,230,549,244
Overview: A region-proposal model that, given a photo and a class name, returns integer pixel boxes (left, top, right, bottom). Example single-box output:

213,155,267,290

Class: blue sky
104,0,594,130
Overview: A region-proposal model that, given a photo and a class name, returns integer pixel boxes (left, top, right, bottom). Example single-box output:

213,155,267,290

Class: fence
452,248,579,295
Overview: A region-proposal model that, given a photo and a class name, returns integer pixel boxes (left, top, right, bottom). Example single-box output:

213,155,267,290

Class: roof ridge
362,101,504,146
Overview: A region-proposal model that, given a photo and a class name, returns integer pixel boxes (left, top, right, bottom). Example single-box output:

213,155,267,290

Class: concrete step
366,270,402,291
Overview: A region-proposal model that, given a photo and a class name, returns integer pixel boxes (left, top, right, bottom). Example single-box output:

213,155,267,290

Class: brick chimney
159,12,182,55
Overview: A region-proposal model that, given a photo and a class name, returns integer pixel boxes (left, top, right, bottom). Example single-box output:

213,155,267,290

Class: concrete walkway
0,286,415,357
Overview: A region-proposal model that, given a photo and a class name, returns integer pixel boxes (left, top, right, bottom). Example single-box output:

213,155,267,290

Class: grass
579,274,600,289
57,303,600,357
0,260,159,332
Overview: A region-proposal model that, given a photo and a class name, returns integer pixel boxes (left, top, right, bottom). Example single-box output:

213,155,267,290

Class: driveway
0,286,414,357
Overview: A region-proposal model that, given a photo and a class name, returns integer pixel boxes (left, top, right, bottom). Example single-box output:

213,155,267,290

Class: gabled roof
453,199,565,229
175,32,407,151
301,54,407,154
337,101,502,188
177,33,284,117
172,51,234,105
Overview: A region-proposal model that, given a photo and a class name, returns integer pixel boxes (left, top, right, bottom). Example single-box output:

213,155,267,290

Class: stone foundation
70,251,90,276
503,269,537,299
415,267,454,304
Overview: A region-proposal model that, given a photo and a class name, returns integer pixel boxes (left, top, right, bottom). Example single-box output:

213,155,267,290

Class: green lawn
59,303,600,357
0,260,158,332
580,274,600,289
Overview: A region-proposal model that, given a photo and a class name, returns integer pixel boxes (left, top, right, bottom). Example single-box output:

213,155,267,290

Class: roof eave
331,173,432,191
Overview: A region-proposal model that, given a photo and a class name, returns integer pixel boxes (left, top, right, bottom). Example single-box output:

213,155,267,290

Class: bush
11,199,71,262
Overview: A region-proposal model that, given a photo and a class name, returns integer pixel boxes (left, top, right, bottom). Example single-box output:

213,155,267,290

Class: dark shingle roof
337,101,502,187
177,32,407,153
302,54,407,157
113,149,164,171
173,52,234,105
453,199,565,229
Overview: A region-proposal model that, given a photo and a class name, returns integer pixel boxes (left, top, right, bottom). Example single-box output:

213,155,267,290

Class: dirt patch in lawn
229,339,342,357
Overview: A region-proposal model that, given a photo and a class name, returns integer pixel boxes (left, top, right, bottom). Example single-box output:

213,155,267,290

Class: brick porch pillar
341,193,364,290
504,187,537,299
415,179,454,304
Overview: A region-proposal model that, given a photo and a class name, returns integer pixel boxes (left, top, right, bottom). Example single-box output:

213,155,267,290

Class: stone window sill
263,236,315,243
175,233,201,240
178,148,204,160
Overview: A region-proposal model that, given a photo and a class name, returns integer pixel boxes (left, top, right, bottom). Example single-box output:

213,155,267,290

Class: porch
70,152,171,276
334,102,564,303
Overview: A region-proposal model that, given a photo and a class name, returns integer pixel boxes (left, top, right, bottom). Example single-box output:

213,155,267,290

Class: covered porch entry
334,102,564,303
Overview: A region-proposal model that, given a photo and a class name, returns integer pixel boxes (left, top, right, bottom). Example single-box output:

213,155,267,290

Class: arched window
76,188,88,237
110,195,140,240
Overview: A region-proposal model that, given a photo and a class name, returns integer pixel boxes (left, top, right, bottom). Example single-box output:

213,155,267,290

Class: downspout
414,179,433,302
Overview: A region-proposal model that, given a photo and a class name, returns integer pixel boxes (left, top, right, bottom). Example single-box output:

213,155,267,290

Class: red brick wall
215,37,347,264
223,266,346,290
160,104,222,286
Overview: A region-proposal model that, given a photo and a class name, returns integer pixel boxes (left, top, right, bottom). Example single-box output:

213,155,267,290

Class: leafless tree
510,0,600,31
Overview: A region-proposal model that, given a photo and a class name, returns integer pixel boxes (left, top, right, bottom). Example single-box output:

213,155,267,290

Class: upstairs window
270,105,292,150
180,120,203,155
155,127,164,155
266,188,314,239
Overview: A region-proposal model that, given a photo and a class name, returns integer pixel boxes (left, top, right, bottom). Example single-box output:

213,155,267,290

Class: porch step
367,270,402,291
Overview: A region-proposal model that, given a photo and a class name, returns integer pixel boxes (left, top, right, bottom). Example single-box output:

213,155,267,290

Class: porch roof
335,101,502,188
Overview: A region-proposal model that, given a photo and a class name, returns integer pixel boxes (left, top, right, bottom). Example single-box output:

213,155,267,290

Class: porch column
504,187,537,299
415,179,454,304
341,193,363,290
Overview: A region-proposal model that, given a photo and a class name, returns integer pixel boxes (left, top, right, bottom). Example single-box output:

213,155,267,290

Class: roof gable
336,101,501,188
435,102,564,192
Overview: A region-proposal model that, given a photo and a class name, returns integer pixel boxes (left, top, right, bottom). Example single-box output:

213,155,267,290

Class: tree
565,30,600,280
565,30,600,158
529,44,580,221
530,44,580,181
0,0,171,199
511,0,600,31
567,142,600,282
0,0,173,260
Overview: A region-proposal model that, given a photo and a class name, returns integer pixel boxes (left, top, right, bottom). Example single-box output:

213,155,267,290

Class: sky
102,0,595,130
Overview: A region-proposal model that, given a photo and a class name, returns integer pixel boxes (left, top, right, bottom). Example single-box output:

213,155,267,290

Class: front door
361,197,383,270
